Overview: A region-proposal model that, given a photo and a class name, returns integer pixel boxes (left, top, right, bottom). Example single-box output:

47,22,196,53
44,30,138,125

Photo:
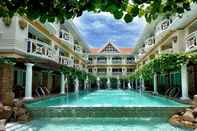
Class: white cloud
73,11,145,48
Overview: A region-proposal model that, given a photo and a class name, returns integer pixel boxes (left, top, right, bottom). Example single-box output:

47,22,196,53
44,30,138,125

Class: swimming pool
7,117,192,131
8,90,191,131
26,90,188,108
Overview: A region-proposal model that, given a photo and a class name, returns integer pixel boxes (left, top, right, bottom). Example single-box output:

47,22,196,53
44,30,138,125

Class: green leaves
124,13,133,23
0,0,194,23
60,65,96,82
128,52,197,80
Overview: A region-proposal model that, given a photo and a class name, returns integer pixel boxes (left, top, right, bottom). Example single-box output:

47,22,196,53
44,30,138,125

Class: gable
99,42,120,53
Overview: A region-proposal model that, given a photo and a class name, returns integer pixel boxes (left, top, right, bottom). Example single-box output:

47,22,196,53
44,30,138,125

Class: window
88,68,92,73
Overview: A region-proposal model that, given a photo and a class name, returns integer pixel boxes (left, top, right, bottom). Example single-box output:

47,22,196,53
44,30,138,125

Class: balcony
144,37,155,51
155,19,173,36
112,60,122,64
74,45,83,54
138,48,146,59
59,56,74,67
97,60,107,64
59,30,74,46
185,31,197,51
26,38,58,62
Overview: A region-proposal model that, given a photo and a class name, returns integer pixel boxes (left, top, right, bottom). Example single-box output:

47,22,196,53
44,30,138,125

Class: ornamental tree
0,0,195,23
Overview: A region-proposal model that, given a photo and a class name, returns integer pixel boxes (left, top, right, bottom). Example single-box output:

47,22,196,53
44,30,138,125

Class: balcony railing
185,31,197,51
144,37,155,51
97,60,107,64
156,19,173,36
138,48,146,58
112,60,122,64
59,56,74,67
59,30,74,45
26,38,58,62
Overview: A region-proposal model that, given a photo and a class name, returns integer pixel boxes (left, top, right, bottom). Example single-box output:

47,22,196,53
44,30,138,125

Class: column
181,64,190,100
141,77,145,91
135,79,138,89
24,63,34,100
153,73,158,94
60,72,65,94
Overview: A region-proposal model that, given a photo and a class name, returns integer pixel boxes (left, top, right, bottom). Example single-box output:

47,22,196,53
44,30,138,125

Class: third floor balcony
59,56,74,67
144,36,155,51
185,31,197,52
59,30,74,46
155,19,173,36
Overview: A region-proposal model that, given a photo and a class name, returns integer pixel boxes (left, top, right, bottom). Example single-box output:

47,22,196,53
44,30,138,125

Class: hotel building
0,16,89,102
133,4,197,99
87,41,135,77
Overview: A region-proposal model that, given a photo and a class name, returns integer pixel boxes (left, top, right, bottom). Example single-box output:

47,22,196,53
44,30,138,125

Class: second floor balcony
112,59,122,64
97,60,107,64
26,38,59,62
185,31,197,51
59,56,74,67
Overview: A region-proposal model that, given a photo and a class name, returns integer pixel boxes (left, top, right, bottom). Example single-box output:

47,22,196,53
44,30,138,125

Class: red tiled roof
89,48,100,54
89,48,133,54
119,48,133,54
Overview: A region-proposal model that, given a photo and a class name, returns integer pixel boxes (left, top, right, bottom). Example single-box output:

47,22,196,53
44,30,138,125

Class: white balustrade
185,31,197,51
155,19,173,36
97,60,107,64
26,38,59,62
138,48,145,58
144,37,155,51
59,56,74,67
59,30,74,45
112,59,122,64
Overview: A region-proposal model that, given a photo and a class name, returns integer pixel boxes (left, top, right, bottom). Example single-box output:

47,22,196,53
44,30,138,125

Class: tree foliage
0,0,195,23
128,52,197,80
60,65,96,82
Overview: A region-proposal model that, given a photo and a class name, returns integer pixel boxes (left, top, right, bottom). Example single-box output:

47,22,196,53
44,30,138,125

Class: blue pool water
8,117,191,131
16,90,191,131
26,90,188,108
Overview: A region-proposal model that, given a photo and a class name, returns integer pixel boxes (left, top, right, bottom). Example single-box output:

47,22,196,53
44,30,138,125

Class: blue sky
73,12,145,48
